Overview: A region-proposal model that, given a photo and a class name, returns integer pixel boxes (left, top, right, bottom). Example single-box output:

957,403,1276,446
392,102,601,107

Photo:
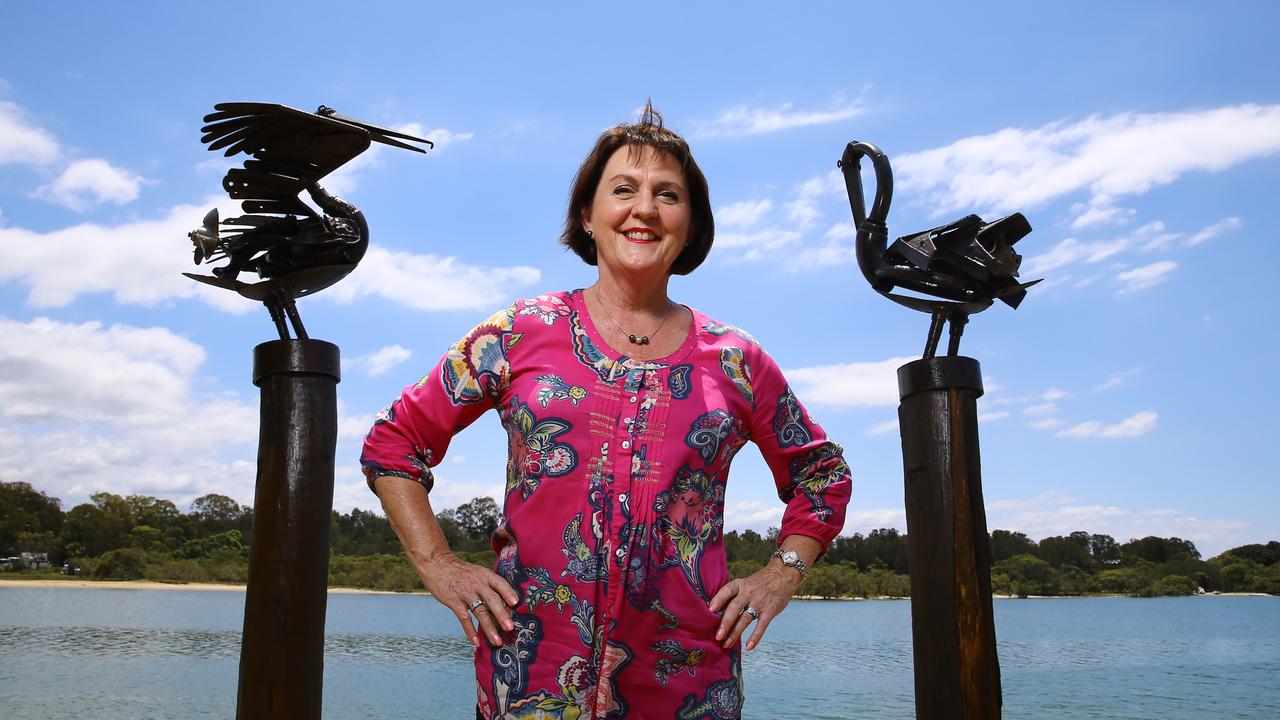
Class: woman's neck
590,272,672,318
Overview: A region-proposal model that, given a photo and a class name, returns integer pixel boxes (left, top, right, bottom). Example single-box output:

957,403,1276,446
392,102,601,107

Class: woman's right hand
419,551,520,648
373,474,520,648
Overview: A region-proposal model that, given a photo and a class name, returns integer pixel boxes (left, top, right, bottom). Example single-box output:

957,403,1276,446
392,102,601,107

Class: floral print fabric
361,290,852,719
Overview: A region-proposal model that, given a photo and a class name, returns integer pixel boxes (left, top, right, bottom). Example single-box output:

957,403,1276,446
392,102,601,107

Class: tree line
2,481,1277,597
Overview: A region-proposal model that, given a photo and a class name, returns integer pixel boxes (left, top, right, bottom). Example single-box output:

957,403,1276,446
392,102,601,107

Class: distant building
18,552,50,570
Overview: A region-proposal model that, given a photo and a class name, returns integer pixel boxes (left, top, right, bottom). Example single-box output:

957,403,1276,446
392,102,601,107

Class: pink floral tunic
361,290,852,719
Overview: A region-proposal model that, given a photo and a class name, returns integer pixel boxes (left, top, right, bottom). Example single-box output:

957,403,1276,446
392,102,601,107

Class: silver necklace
592,289,673,346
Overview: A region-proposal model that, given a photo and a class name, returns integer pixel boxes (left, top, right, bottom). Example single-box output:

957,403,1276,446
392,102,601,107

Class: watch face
781,550,799,564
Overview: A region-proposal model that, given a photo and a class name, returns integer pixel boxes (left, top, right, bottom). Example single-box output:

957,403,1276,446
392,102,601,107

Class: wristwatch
771,549,810,578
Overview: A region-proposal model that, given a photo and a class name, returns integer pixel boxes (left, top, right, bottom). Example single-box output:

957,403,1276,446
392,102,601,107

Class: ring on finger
743,606,760,620
469,599,486,612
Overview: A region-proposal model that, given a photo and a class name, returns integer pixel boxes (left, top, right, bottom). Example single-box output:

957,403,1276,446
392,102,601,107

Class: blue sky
2,2,1277,557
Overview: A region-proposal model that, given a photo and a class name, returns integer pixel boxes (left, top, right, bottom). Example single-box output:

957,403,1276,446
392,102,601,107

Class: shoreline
0,578,412,595
2,577,1272,599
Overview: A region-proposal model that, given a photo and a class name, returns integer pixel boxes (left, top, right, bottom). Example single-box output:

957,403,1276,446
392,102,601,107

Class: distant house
0,557,20,571
18,552,50,571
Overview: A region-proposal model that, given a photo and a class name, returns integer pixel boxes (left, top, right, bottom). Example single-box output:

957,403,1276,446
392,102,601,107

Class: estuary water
0,586,1277,719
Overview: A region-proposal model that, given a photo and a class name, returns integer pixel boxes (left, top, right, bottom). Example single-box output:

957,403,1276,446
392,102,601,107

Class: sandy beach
0,577,409,595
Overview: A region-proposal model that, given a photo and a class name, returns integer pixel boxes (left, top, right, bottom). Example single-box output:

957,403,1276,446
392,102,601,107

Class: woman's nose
632,191,658,218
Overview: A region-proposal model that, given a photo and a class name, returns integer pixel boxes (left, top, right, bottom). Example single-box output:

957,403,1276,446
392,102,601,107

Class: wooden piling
236,339,340,720
898,356,1001,719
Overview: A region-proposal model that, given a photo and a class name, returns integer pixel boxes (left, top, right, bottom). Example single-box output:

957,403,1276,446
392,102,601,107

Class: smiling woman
360,104,853,719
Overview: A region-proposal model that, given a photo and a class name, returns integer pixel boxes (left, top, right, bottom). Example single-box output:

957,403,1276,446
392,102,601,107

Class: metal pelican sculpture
185,103,432,340
839,141,1039,358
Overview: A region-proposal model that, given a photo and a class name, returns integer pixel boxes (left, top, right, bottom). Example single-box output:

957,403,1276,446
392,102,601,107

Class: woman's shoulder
509,290,578,328
690,305,763,351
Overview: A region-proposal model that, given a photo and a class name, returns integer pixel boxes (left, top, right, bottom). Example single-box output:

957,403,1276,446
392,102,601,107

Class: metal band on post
236,339,340,720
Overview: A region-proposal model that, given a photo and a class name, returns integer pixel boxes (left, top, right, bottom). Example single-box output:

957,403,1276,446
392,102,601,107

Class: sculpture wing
200,102,429,217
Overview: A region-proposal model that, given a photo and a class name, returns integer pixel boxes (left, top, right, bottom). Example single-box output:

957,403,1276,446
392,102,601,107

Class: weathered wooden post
898,355,1000,718
236,339,339,720
840,140,1038,719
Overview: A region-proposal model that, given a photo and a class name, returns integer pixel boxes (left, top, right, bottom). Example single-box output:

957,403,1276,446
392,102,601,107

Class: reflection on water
1,589,1277,719
0,625,474,665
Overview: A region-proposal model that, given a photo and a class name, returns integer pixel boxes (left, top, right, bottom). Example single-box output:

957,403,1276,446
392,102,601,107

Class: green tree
61,495,134,557
993,554,1057,597
990,530,1038,564
454,497,501,542
1039,533,1095,571
1090,533,1121,566
1148,575,1198,597
93,548,148,580
330,508,400,556
0,481,64,555
1214,542,1280,567
190,494,251,537
1121,536,1200,564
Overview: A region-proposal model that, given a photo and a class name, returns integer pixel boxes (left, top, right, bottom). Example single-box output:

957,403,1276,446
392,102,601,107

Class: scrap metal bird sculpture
185,103,432,340
839,141,1039,358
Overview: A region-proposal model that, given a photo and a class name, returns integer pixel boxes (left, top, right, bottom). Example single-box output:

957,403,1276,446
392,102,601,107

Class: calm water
0,587,1277,719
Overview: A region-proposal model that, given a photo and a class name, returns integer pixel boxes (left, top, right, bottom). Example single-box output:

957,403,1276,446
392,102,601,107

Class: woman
361,106,852,719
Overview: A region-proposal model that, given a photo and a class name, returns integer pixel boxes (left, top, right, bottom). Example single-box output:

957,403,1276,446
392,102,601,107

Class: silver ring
744,607,760,619
469,599,486,611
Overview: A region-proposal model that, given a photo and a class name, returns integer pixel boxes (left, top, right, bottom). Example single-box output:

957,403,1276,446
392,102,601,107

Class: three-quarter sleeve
359,305,516,494
746,345,852,550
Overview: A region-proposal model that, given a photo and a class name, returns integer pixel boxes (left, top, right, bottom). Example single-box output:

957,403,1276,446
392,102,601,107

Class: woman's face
583,145,692,283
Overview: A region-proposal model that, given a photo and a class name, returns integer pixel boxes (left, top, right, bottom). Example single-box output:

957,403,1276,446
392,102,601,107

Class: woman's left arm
708,344,853,651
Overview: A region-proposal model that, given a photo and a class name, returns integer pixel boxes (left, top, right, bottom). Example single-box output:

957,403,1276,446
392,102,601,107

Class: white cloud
1057,410,1158,439
1041,388,1069,401
865,419,899,437
0,199,539,314
1028,417,1065,431
348,344,412,378
1094,366,1145,392
783,222,858,272
841,507,909,535
1021,237,1127,277
0,197,251,311
417,126,474,150
1069,195,1135,230
1186,216,1243,246
327,246,540,312
1114,260,1177,294
320,122,470,197
785,356,916,409
978,411,1009,422
0,317,259,507
1130,221,1182,251
34,158,144,211
717,199,773,228
695,97,863,138
0,100,60,166
1024,402,1059,416
724,499,784,529
895,104,1280,217
987,491,1252,557
714,228,802,263
0,316,204,423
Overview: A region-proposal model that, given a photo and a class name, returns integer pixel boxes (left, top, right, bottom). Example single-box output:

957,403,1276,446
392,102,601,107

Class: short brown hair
559,103,714,276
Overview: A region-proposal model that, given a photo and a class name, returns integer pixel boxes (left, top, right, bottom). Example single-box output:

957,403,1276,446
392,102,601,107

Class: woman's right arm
374,474,518,648
361,304,521,646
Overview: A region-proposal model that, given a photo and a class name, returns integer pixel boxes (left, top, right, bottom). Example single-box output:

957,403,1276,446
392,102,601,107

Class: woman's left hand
708,562,804,652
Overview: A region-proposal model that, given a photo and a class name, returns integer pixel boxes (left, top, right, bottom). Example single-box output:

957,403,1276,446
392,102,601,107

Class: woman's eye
612,185,634,196
658,190,680,202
